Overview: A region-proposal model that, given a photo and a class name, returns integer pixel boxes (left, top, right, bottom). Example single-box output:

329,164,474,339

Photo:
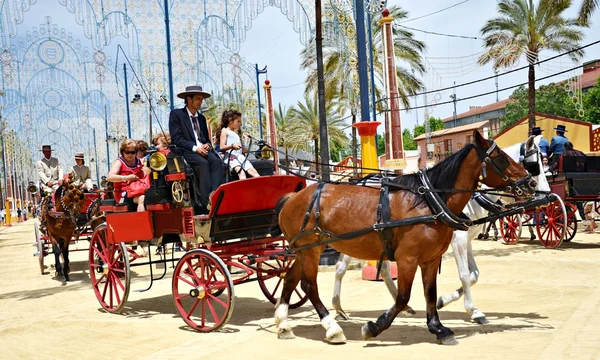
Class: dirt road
1,221,599,359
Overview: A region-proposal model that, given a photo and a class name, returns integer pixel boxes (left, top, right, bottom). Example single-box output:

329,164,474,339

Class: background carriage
89,149,308,332
33,186,100,275
498,153,600,249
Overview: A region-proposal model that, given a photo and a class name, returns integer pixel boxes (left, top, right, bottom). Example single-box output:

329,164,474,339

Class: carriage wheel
562,202,579,242
34,220,45,275
257,257,308,309
88,223,131,313
536,197,567,249
499,214,522,245
172,249,234,332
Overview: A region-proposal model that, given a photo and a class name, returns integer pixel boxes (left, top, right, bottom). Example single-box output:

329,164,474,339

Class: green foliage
501,83,589,130
376,117,444,156
403,129,416,151
583,79,600,124
413,117,445,138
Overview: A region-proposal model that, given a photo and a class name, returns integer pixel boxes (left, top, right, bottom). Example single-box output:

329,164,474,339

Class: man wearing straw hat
69,152,93,191
169,85,225,215
36,145,63,194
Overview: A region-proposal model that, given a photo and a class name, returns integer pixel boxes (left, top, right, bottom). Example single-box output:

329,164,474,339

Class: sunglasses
124,151,136,155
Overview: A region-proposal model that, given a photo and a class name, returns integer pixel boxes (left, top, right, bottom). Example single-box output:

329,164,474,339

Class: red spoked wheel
172,249,234,332
257,256,308,309
88,223,131,313
562,202,578,242
499,214,522,245
536,197,567,249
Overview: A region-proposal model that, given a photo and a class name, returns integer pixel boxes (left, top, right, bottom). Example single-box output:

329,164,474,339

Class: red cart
89,153,308,331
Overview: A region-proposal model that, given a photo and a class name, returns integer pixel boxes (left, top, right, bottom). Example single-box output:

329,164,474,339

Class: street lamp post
123,63,132,138
104,104,111,171
93,128,100,185
255,64,267,139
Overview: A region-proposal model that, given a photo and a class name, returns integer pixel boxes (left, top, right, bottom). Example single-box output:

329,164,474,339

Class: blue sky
7,0,600,136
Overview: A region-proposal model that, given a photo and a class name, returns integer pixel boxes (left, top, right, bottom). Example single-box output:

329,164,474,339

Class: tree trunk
314,138,319,174
315,0,331,181
284,147,289,175
351,112,358,177
528,63,536,132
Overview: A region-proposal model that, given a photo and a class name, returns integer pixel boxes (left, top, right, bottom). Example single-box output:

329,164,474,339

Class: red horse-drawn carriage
499,153,600,249
34,185,100,275
89,150,308,331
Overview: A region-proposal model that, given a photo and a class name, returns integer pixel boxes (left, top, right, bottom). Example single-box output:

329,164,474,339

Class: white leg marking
321,315,346,343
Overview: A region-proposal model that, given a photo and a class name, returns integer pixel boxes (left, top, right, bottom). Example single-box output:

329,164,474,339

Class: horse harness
287,140,535,272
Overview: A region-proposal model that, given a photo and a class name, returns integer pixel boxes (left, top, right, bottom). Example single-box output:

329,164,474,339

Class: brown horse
272,131,535,345
40,180,86,281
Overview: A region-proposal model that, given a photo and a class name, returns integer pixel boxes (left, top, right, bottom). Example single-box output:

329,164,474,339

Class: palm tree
478,0,584,132
300,5,426,110
578,0,598,25
274,103,296,168
287,92,348,166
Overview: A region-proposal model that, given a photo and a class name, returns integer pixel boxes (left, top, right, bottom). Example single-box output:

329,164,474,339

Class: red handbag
125,175,150,197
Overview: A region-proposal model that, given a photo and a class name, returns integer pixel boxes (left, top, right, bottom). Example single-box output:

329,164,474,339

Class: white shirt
186,107,203,152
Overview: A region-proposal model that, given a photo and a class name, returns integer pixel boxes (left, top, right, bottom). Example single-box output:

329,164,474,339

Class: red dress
114,157,144,203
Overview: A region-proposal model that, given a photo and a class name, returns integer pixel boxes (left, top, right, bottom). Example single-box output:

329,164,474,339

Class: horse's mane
391,143,477,208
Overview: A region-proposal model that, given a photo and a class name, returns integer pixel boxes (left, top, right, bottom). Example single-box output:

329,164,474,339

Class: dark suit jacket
169,107,210,152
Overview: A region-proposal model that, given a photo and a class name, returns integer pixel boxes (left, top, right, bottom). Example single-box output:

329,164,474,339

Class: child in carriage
217,110,260,180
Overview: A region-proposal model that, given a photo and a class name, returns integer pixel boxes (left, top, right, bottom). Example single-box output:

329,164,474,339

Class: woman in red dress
106,139,147,212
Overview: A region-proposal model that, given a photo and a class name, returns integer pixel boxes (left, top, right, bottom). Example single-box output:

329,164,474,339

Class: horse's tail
269,193,293,236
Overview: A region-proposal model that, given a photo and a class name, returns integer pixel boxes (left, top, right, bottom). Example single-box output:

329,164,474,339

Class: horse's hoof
326,331,347,344
438,335,458,345
335,311,350,321
477,234,483,239
361,323,373,340
483,234,489,239
436,297,445,310
401,305,416,317
473,316,488,324
277,328,296,340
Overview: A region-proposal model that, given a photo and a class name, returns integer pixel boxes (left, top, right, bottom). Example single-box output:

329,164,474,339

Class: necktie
191,116,204,144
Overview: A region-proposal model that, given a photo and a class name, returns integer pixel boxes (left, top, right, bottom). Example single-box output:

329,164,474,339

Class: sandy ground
1,220,600,360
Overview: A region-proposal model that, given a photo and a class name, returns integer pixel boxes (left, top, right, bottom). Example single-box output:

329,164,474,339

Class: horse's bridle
522,145,542,176
474,140,535,196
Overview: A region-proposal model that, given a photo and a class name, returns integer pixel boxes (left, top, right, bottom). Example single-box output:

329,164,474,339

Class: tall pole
315,0,331,180
164,0,175,110
366,11,377,123
263,80,279,173
352,0,380,174
123,63,132,138
93,128,100,186
380,9,406,171
104,104,111,171
255,64,267,139
495,69,499,102
149,93,153,143
451,82,457,128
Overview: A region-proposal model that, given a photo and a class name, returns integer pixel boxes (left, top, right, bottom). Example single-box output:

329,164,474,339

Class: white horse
332,135,550,324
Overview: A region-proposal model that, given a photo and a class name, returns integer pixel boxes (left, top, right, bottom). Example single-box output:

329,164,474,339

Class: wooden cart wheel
34,219,45,275
172,249,234,332
257,257,308,309
562,202,578,242
499,214,522,245
88,223,131,313
536,197,567,249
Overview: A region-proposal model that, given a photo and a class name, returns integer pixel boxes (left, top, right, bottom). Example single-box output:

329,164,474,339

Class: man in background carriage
549,124,570,161
69,152,93,192
169,85,225,215
36,145,63,194
36,144,63,233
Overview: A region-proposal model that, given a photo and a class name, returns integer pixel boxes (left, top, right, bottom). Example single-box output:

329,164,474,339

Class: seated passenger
153,132,171,154
106,139,147,212
217,110,260,180
548,141,586,172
